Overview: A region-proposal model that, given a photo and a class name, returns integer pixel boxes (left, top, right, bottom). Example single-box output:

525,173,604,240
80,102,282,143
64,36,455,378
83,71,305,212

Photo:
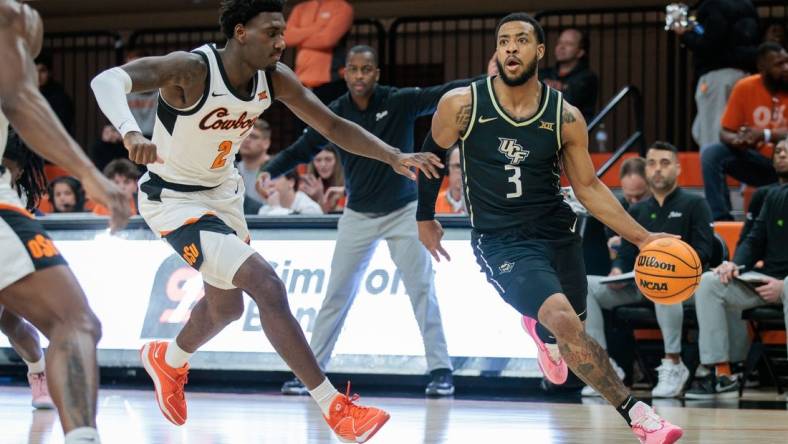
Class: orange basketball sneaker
140,341,189,425
324,383,390,443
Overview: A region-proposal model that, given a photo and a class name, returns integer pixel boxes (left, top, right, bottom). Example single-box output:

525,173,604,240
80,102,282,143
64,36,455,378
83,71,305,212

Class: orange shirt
284,0,353,88
92,196,137,217
435,190,466,215
721,74,788,131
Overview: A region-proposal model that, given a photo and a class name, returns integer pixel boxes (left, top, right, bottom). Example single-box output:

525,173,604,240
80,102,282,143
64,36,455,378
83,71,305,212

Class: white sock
24,356,46,374
545,343,562,362
164,341,192,369
64,427,101,444
309,378,340,416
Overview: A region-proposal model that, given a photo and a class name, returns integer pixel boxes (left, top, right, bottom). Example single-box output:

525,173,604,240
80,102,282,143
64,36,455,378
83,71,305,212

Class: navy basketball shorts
471,229,588,322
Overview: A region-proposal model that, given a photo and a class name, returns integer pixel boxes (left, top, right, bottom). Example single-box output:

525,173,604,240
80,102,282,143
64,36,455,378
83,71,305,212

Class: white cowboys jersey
148,43,273,187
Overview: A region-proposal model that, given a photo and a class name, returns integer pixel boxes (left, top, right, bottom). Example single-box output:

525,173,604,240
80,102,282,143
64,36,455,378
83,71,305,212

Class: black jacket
265,78,476,213
541,62,598,121
40,81,74,135
681,0,760,76
734,184,788,279
614,188,714,272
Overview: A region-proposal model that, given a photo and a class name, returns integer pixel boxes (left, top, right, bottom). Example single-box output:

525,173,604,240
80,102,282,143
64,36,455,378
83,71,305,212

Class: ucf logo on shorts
498,138,530,165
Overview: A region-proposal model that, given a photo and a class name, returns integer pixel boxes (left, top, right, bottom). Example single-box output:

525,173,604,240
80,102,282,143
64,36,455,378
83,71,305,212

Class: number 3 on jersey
211,140,233,169
504,164,523,198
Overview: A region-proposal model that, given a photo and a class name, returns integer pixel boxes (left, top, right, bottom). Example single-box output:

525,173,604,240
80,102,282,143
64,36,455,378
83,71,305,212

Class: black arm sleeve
733,194,770,268
689,200,715,268
263,127,329,178
416,131,448,221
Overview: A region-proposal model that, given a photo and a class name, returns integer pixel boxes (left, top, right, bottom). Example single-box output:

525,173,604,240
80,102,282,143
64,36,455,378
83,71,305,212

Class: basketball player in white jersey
0,2,131,443
91,1,441,441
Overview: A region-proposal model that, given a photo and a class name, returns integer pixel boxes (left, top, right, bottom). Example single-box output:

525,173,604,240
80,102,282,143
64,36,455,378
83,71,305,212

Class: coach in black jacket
583,141,716,399
265,45,479,397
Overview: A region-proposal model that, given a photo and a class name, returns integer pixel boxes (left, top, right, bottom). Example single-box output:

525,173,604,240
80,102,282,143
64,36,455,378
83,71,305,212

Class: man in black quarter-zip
581,141,717,400
264,45,480,397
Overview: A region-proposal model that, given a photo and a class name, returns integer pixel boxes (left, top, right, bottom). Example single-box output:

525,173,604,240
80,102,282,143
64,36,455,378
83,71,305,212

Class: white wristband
764,128,771,143
90,67,142,137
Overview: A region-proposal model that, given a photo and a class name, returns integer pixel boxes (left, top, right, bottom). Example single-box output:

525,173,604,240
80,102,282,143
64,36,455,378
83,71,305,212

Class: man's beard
764,74,788,93
495,56,538,86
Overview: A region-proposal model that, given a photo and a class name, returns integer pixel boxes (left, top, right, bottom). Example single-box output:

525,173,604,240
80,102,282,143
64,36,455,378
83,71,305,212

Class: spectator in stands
701,42,787,221
687,140,788,399
542,28,598,121
125,49,159,138
92,159,139,216
35,51,75,135
92,125,127,173
257,170,322,216
435,146,465,215
606,157,651,255
264,45,477,397
299,146,345,213
763,21,786,47
47,176,85,213
739,139,788,244
671,0,760,148
583,142,714,399
285,0,353,105
236,118,271,214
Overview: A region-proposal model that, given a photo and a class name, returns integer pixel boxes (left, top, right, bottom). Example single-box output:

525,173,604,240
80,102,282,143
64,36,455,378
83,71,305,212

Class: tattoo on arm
456,104,472,133
562,109,577,124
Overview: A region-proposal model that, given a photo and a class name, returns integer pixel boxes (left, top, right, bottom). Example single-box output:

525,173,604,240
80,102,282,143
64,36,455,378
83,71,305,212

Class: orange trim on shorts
159,211,217,237
0,203,34,219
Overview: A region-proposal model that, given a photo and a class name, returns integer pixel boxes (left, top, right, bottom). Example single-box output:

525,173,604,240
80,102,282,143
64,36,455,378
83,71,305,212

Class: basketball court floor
3,385,787,443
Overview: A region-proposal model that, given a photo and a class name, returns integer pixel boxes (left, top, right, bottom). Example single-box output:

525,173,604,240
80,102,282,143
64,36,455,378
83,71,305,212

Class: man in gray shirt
236,118,271,213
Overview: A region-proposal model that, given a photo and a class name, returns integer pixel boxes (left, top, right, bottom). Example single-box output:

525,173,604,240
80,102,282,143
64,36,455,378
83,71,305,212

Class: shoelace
545,343,563,364
338,381,369,421
174,372,188,400
631,407,664,432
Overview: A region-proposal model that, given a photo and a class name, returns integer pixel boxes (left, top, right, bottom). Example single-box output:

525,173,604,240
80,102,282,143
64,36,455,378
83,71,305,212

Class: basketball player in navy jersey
0,1,131,443
417,13,683,443
91,1,441,441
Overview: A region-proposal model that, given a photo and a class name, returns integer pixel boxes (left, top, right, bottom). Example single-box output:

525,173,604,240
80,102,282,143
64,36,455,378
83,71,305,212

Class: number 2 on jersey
211,140,233,169
504,164,523,198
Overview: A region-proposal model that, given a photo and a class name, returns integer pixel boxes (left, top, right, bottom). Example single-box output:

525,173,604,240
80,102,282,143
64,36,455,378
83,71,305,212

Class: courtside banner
0,238,536,361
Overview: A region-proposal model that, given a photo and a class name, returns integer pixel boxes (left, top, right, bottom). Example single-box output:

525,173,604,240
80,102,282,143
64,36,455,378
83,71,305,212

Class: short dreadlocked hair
3,131,46,211
219,0,285,40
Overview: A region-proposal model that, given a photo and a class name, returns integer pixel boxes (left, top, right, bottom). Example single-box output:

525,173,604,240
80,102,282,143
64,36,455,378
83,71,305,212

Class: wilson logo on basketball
639,279,668,291
199,107,256,131
637,256,676,273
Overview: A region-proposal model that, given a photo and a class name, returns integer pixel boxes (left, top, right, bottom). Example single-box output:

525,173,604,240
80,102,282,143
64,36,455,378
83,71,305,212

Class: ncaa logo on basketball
637,255,676,273
497,138,530,165
639,279,668,292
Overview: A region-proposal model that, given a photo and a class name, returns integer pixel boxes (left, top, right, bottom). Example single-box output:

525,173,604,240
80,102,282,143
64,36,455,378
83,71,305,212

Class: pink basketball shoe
521,316,567,385
629,401,683,444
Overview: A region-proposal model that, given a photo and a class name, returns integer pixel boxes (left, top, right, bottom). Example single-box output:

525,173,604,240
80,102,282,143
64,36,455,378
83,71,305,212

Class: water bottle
595,124,608,152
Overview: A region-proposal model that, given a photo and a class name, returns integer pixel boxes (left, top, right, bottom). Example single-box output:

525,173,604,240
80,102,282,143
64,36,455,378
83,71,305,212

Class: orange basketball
634,238,701,305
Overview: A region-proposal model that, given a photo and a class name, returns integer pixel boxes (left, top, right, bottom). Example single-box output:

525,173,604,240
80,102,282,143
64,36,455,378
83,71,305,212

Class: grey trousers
692,68,746,148
585,275,749,359
309,201,452,372
695,271,788,365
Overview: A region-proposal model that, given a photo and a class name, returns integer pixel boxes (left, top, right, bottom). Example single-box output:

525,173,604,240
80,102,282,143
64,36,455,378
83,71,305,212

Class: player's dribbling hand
418,220,451,262
393,152,444,180
636,232,680,250
714,261,740,285
123,131,163,164
81,170,130,233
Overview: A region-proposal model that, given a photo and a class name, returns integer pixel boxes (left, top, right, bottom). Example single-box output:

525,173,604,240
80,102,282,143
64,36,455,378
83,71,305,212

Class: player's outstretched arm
92,51,207,164
0,3,129,231
416,87,472,262
560,102,673,249
271,63,443,180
